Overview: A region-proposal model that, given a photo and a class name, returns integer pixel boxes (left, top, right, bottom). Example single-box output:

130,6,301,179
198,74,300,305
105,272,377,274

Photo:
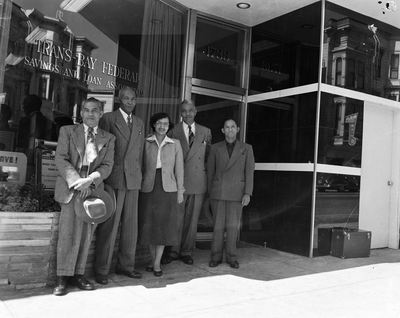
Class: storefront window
249,2,321,95
324,2,400,99
318,93,363,168
194,17,246,89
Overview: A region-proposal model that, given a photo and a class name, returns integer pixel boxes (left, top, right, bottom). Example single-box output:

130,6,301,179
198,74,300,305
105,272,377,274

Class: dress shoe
209,260,221,268
69,275,94,290
228,261,240,269
153,269,163,277
94,273,108,285
181,255,194,265
161,255,178,265
115,265,143,279
146,265,154,272
53,276,68,296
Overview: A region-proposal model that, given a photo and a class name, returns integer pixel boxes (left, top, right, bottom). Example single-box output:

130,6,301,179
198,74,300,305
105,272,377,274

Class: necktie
86,127,98,163
127,115,132,131
188,125,194,148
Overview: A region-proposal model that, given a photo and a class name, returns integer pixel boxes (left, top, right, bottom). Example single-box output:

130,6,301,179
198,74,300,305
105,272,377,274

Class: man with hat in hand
53,97,115,296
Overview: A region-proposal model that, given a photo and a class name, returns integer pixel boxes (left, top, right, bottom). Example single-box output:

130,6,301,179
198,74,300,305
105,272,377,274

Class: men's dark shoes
69,275,94,290
115,265,143,279
209,260,221,268
94,273,108,285
181,255,194,265
53,276,68,296
228,261,240,269
161,255,178,265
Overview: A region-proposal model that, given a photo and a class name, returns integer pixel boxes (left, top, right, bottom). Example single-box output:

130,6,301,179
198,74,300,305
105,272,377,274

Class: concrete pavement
1,244,400,318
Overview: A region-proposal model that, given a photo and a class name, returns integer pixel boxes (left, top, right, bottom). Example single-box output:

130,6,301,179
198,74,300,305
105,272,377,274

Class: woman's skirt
138,169,179,245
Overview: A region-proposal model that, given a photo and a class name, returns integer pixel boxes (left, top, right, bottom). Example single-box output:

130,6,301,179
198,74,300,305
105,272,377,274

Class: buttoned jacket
140,135,185,195
54,124,115,204
99,110,144,190
169,122,211,194
207,139,255,202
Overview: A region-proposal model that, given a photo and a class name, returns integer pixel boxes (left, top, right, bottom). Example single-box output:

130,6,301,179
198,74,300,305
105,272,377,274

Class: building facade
1,0,400,257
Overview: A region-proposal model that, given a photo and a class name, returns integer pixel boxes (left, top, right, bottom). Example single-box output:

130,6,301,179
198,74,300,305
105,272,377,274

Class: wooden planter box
0,212,149,293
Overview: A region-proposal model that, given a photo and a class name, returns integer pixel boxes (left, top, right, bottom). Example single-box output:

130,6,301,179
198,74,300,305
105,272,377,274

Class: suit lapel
226,140,244,170
176,123,190,158
127,115,142,150
114,111,131,142
216,141,230,168
186,124,204,162
71,124,85,164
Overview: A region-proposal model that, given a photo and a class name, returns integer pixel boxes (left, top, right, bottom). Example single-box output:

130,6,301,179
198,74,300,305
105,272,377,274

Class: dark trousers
210,199,242,263
95,189,139,274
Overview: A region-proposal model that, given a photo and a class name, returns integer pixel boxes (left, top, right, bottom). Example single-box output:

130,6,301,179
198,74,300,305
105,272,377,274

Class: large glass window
324,2,400,99
194,17,246,89
249,2,321,94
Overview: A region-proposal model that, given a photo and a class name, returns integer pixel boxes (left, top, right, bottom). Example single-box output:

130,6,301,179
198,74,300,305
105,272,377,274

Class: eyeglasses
156,121,169,127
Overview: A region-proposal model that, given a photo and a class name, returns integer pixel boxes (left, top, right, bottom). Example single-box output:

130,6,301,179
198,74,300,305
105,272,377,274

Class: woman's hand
177,193,184,204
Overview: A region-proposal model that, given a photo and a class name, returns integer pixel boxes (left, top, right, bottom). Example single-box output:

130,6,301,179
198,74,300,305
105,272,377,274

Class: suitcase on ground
330,228,371,259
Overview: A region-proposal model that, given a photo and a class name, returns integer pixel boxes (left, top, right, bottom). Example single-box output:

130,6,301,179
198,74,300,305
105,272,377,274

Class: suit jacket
54,124,115,204
207,139,255,202
141,136,185,195
169,122,211,194
99,110,144,190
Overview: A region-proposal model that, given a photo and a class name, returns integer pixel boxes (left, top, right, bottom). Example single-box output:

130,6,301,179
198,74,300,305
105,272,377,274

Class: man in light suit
207,118,255,269
162,100,212,265
94,86,144,284
53,98,115,296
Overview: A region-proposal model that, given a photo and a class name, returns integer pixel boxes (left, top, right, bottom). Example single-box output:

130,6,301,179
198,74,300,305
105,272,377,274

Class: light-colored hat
74,184,116,224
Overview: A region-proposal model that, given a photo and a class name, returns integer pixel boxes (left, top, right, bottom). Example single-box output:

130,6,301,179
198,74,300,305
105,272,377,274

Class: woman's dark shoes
181,255,194,265
161,255,178,265
153,269,163,277
146,265,154,272
69,275,94,290
208,260,221,268
53,276,68,296
115,265,143,279
94,273,108,285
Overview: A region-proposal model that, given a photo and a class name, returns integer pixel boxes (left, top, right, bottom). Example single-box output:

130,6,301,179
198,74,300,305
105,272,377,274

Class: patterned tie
127,115,133,131
188,125,194,148
86,127,98,163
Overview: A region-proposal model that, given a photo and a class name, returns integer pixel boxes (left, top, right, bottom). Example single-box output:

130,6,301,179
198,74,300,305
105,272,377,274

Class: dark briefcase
330,228,371,259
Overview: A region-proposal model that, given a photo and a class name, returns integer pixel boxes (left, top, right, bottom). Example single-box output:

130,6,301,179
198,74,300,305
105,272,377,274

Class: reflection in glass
324,2,400,101
241,171,313,257
314,172,360,256
194,18,245,87
250,2,321,94
247,93,317,163
318,93,363,167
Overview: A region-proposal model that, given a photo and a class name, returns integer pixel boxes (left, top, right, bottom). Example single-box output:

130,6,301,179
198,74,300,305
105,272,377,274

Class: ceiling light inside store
236,3,251,9
60,0,92,13
301,24,314,29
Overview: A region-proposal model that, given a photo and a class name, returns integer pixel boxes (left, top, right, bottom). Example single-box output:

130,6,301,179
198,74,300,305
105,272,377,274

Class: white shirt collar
83,123,98,134
146,134,175,144
119,108,131,122
183,121,195,130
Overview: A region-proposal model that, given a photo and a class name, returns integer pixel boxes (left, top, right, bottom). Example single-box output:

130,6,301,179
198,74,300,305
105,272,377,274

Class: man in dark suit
162,100,212,265
207,118,255,269
94,86,144,284
53,97,115,296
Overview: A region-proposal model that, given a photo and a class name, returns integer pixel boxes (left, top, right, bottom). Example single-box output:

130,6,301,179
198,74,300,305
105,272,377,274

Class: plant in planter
0,177,61,212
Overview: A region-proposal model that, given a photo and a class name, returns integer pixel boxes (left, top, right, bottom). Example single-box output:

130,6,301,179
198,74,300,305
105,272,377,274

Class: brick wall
0,212,150,292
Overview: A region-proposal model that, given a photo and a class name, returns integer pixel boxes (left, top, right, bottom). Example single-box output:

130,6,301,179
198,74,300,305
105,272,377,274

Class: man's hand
177,193,184,204
71,177,92,192
79,187,92,198
241,194,250,206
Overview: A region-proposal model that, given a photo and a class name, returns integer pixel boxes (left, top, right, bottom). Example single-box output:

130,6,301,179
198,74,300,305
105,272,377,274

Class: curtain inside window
135,0,183,134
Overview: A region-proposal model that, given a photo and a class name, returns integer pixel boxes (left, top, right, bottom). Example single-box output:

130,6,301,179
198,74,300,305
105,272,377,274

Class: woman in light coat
138,112,184,277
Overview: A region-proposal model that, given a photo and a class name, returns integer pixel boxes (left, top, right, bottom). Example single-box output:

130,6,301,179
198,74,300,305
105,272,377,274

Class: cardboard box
330,228,371,259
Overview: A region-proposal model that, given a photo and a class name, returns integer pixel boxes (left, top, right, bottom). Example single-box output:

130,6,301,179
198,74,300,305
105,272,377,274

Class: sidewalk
1,244,400,318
